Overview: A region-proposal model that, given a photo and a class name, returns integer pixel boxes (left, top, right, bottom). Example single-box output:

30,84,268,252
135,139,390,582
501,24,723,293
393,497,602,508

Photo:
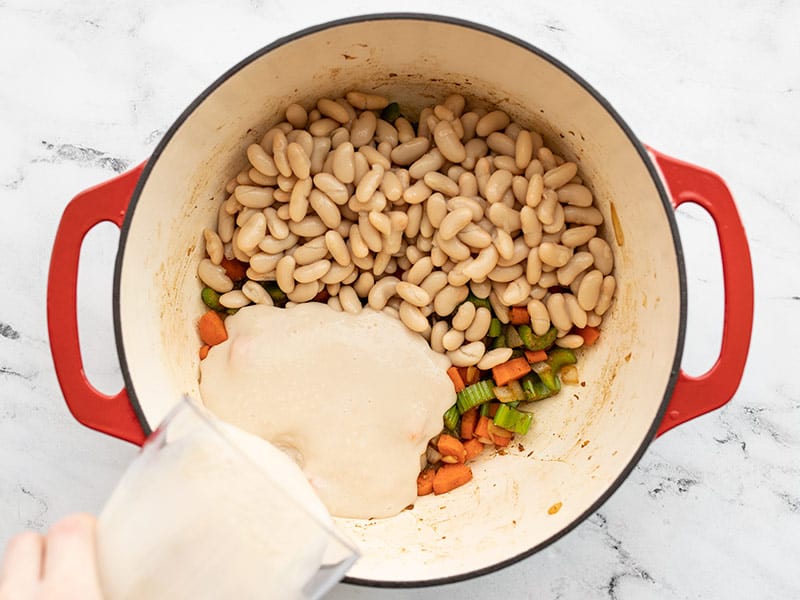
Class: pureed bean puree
199,303,455,518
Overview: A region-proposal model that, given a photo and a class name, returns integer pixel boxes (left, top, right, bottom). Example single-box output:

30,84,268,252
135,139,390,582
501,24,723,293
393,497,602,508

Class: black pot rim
113,12,687,589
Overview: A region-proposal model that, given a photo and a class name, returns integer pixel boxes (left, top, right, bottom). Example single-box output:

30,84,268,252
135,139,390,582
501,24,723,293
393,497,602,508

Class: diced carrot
465,366,480,385
199,344,210,360
417,468,435,496
492,357,532,386
487,403,499,417
463,438,485,461
474,415,491,440
433,463,473,495
219,257,247,282
492,435,512,448
460,408,478,440
457,367,469,383
447,366,465,392
509,306,530,325
198,310,228,346
437,434,467,464
525,349,547,363
576,325,601,346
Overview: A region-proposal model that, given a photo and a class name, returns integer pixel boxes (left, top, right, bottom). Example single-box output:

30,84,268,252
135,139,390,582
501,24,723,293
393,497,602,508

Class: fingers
0,530,44,597
41,513,103,599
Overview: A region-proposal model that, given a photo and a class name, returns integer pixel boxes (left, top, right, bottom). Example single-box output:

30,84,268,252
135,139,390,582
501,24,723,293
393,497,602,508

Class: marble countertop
1,1,798,598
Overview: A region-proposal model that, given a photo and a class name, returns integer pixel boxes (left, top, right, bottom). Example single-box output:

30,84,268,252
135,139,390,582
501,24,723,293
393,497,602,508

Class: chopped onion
560,364,579,384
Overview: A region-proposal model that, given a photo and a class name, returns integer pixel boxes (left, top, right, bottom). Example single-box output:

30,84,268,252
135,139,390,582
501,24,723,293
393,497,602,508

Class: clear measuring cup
95,397,358,600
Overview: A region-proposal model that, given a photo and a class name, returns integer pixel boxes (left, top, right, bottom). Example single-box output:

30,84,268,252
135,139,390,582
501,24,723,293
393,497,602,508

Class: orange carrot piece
492,435,512,448
460,408,478,440
447,366,466,392
474,415,491,440
492,357,532,386
437,434,467,463
509,306,530,325
457,366,469,383
487,403,499,418
576,325,601,346
198,310,228,346
220,257,247,282
433,463,473,495
199,344,210,360
417,468,435,496
465,365,480,385
463,438,485,461
525,349,547,363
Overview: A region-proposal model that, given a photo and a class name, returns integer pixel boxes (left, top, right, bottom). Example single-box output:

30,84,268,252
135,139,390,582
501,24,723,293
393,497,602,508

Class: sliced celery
443,404,460,432
518,325,535,349
525,326,558,351
495,380,526,403
520,374,555,401
493,404,533,435
456,380,496,414
492,334,507,349
488,318,503,338
201,287,223,311
505,325,524,348
549,348,577,374
468,294,492,310
479,403,491,418
262,281,287,306
532,362,560,392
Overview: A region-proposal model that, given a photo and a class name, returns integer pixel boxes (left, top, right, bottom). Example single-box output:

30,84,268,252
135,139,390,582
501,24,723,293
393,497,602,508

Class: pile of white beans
197,91,616,369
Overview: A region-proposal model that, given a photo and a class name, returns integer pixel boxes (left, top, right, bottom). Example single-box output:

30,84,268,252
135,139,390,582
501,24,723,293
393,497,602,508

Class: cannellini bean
198,259,233,293
258,233,298,254
500,277,531,306
565,293,588,329
272,130,293,178
237,212,267,254
356,164,384,203
264,208,289,240
442,328,465,351
338,285,362,314
350,111,377,147
219,290,250,309
247,144,279,177
526,247,543,285
424,171,459,196
320,262,355,285
358,214,383,253
367,210,391,237
249,252,282,274
447,341,486,367
435,232,471,261
463,245,499,281
439,207,473,240
488,203,521,233
546,293,572,331
543,162,578,189
556,334,584,349
381,170,403,201
311,173,347,205
248,169,275,187
235,185,274,209
405,204,422,238
577,269,603,311
433,284,469,316
327,296,342,311
451,301,476,331
458,224,493,249
558,183,593,207
433,120,467,163
527,299,550,335
539,242,572,268
536,188,559,225
345,91,389,110
493,229,515,261
375,119,399,146
557,251,594,286
242,281,274,305
359,146,390,170
395,281,431,307
316,98,350,124
366,276,399,310
485,169,513,204
275,255,297,293
488,291,509,324
394,117,414,143
561,225,597,248
332,142,355,184
391,137,430,166
515,130,533,170
470,279,492,298
399,301,429,332
461,306,489,342
476,110,510,137
288,216,327,238
594,275,616,316
288,281,321,303
288,177,312,223
477,347,514,370
488,264,524,283
353,272,375,297
217,204,235,243
285,103,308,128
426,193,449,228
564,205,604,225
589,237,614,275
486,132,516,157
430,321,448,353
306,189,340,229
287,142,311,180
519,207,543,248
203,228,223,264
403,180,432,204
406,256,434,285
324,230,350,266
293,259,330,284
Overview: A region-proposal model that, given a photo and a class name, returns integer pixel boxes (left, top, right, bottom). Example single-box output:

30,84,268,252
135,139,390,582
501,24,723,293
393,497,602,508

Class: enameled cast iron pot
47,14,754,587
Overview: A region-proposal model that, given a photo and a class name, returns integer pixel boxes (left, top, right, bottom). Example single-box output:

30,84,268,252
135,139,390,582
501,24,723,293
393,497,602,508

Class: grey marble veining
1,1,799,598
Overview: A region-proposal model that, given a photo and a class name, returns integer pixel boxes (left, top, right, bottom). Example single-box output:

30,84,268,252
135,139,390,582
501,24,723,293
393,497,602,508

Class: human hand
0,513,103,600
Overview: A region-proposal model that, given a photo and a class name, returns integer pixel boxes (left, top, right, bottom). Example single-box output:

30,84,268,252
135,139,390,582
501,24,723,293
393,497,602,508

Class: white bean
430,321,449,353
237,212,267,254
203,228,223,264
485,169,513,204
396,281,431,307
235,185,274,209
447,341,486,367
406,256,433,285
577,269,603,311
476,110,510,137
320,262,355,285
557,251,594,286
399,301,429,333
287,281,321,303
527,299,551,335
338,285,362,313
477,347,514,370
276,255,296,293
346,91,389,110
546,293,572,331
353,272,375,297
520,206,543,247
439,207,473,240
433,284,469,317
242,281,274,305
565,293,588,329
539,242,572,268
249,252,282,274
367,276,399,310
564,205,604,225
433,120,467,163
442,328,466,352
561,225,597,248
452,301,476,331
198,259,233,293
589,237,614,275
420,271,449,298
219,290,250,309
595,275,616,316
293,259,331,284
461,306,489,342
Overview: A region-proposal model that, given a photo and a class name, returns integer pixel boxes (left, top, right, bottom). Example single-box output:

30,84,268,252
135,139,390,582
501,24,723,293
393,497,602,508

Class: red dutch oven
47,14,753,586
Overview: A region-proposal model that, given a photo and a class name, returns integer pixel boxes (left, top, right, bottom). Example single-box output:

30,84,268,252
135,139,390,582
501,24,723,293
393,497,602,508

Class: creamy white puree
199,303,455,519
97,418,334,600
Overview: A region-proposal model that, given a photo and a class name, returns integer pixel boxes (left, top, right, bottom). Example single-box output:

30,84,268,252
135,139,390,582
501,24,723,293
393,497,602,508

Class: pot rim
113,12,688,588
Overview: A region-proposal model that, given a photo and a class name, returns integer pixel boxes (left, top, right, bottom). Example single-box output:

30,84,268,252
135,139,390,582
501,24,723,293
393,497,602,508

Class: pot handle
649,148,754,436
47,165,147,446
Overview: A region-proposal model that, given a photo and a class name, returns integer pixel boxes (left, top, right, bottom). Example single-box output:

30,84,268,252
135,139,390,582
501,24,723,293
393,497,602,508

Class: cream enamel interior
117,18,681,583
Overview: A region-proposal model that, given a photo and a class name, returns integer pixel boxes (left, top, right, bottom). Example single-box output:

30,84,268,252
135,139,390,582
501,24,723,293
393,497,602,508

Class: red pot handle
649,148,754,436
47,165,147,446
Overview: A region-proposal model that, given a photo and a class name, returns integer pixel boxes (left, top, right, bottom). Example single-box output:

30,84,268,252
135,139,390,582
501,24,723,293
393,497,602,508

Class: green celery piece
443,404,460,432
532,362,560,392
505,324,524,348
479,403,491,418
488,318,503,337
493,404,533,435
468,294,492,310
510,348,525,359
549,348,577,374
380,102,401,122
456,380,496,414
201,287,223,311
520,374,555,401
492,334,507,349
262,281,287,306
518,325,535,350
525,326,558,351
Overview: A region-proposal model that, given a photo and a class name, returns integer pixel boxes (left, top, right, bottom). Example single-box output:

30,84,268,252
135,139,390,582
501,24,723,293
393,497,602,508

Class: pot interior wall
118,17,681,582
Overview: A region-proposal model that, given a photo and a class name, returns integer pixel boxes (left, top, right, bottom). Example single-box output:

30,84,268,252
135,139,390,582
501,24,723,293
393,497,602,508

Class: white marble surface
1,1,798,598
